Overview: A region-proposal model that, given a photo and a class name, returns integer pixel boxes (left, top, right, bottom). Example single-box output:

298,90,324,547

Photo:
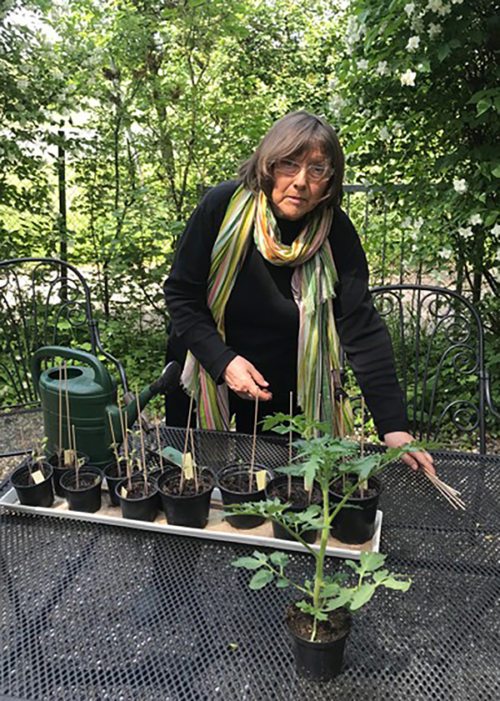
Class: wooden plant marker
248,396,259,493
180,394,195,495
189,428,199,493
72,424,79,488
118,404,128,479
359,396,367,498
108,413,122,475
155,418,164,472
255,469,267,491
135,387,149,496
64,362,72,459
58,362,63,463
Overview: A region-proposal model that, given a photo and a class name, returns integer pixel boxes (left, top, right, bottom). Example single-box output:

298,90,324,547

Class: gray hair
238,110,344,208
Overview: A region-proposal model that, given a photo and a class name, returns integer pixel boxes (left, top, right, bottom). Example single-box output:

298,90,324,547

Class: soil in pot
60,466,102,513
11,461,54,507
286,603,351,681
48,451,89,498
265,475,321,544
329,474,382,544
218,463,274,530
157,467,215,528
103,459,129,507
115,475,158,522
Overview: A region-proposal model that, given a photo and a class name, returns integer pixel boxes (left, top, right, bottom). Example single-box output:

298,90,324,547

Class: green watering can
32,346,181,467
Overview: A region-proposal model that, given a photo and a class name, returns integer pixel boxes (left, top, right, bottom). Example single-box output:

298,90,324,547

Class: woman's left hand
383,431,436,476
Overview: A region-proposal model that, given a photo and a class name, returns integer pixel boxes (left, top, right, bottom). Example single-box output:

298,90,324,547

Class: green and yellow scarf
181,185,353,435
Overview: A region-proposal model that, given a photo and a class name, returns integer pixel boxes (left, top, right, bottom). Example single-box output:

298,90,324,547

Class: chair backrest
369,284,488,453
0,258,127,458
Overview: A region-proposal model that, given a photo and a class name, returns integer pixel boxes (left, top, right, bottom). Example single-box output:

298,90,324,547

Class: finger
247,366,269,388
402,453,419,471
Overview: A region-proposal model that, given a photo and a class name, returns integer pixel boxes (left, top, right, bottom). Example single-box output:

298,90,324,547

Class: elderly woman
164,111,434,473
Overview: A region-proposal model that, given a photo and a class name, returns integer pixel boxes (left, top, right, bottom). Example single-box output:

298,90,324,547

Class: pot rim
60,466,102,492
11,461,53,487
115,475,158,502
218,463,273,495
157,466,215,498
329,474,383,501
285,602,352,646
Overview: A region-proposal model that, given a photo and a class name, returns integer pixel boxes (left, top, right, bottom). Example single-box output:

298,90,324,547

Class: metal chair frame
0,257,128,459
369,283,499,454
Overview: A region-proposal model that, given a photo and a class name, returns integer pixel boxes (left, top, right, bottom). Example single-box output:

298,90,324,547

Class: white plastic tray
0,486,382,560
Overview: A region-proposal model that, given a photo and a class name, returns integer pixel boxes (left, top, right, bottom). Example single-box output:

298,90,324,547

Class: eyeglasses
273,158,333,182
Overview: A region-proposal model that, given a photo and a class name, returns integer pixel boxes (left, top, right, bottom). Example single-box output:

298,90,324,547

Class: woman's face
270,148,331,221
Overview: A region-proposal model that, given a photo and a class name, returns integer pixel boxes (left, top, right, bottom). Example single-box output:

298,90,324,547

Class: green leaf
161,446,183,466
270,551,289,568
350,583,376,610
232,556,266,570
381,576,412,591
359,552,387,573
476,99,491,116
492,165,500,179
276,577,289,588
249,569,274,590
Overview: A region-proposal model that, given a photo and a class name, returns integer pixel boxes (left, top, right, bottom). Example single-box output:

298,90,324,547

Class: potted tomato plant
227,413,415,681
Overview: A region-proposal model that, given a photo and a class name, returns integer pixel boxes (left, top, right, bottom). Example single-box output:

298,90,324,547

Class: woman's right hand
223,356,273,401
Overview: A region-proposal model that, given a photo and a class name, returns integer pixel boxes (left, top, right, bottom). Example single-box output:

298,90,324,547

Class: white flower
357,58,369,71
453,178,467,194
16,78,29,90
400,69,417,86
439,248,453,260
379,126,390,141
406,36,420,52
427,0,443,11
469,214,483,226
376,60,390,76
428,23,442,38
451,0,463,4
404,2,415,15
492,223,500,237
458,226,474,239
329,94,346,114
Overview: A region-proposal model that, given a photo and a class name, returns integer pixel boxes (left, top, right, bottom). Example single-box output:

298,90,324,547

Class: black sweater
164,181,408,437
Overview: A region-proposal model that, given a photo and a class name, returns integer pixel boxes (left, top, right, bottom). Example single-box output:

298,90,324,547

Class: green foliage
230,412,412,641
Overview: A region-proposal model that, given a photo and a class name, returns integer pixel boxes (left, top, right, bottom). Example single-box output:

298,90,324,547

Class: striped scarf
181,184,353,435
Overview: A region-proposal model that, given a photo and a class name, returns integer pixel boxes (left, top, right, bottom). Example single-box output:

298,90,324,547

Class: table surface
1,428,499,701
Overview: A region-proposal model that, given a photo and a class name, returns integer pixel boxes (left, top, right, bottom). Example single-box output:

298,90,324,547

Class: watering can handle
31,346,114,393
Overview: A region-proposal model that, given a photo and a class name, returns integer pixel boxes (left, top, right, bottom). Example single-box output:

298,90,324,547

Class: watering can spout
107,361,181,444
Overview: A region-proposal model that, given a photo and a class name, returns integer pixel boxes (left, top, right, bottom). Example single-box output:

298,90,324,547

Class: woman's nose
292,166,308,187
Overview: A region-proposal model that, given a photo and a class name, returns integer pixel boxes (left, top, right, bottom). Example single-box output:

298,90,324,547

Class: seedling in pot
27,436,49,485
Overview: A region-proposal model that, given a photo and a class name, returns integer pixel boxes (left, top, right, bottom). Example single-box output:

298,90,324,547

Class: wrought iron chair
0,257,128,463
369,284,499,454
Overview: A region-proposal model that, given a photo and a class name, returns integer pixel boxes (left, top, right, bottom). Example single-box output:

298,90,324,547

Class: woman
164,111,434,474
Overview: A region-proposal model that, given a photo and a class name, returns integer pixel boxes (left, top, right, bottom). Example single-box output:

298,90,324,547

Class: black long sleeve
164,181,408,436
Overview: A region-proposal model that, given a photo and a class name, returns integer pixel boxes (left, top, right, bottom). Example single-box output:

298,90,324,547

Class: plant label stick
256,470,267,491
181,394,195,494
248,395,259,493
58,363,63,459
64,361,72,452
182,452,194,481
135,386,148,495
31,470,45,485
189,428,199,493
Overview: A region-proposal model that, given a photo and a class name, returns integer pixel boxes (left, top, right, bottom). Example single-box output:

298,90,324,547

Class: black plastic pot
265,475,321,544
60,465,102,513
329,475,382,544
115,475,158,522
103,459,129,507
48,451,89,498
11,460,54,507
217,463,274,529
286,604,351,681
157,467,215,528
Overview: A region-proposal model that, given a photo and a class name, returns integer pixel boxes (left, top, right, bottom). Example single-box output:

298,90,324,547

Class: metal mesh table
1,428,499,700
